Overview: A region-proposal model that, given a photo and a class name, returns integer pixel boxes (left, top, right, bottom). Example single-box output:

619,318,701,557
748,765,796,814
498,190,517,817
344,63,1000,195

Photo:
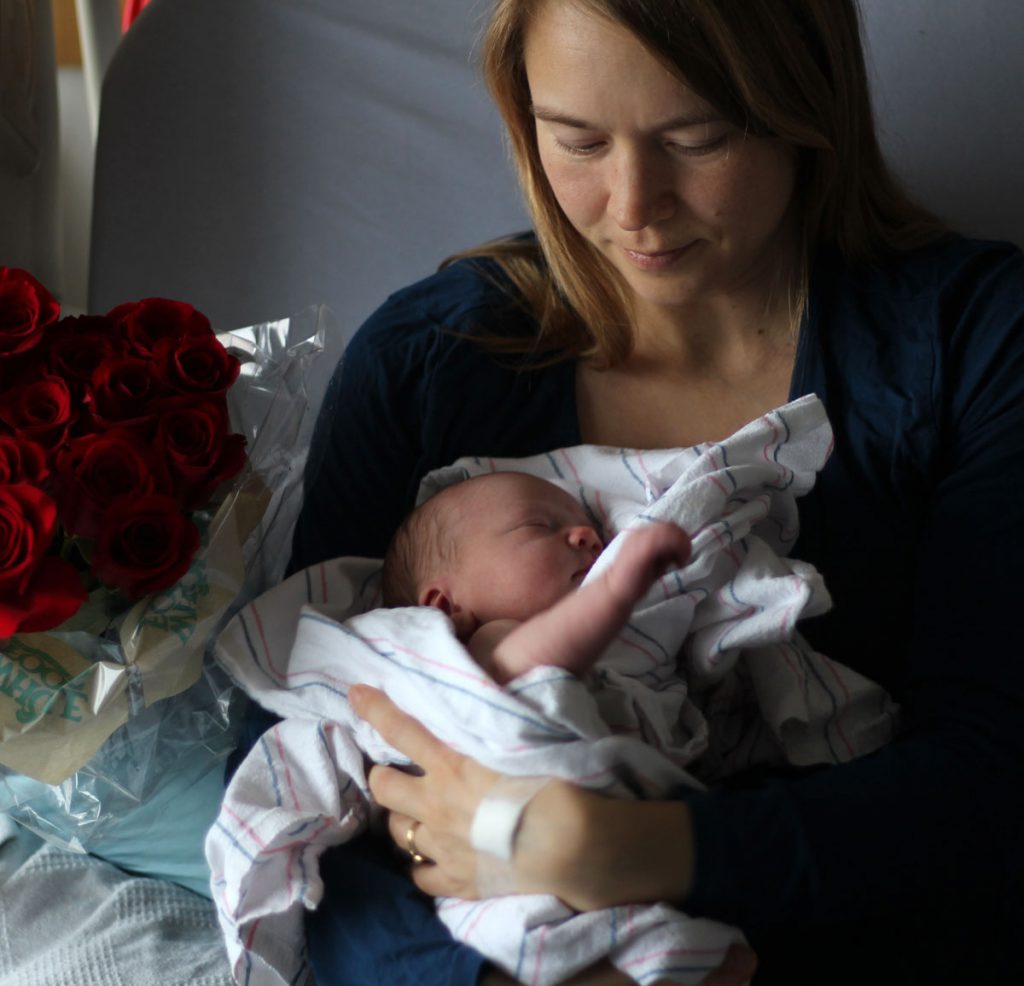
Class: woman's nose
608,148,675,231
567,525,602,554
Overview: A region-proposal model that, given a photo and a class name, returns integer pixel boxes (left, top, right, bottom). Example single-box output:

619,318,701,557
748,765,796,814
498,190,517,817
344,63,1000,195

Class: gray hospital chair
88,0,528,337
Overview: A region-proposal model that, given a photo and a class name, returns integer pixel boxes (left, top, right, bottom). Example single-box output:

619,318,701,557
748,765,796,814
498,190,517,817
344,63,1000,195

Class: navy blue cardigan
267,234,1024,984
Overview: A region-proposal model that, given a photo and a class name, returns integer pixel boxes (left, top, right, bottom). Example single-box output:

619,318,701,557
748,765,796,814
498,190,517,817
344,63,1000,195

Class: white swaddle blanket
206,395,898,986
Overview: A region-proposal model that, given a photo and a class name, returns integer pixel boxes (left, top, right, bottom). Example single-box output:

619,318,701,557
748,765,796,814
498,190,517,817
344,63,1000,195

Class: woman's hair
451,0,946,366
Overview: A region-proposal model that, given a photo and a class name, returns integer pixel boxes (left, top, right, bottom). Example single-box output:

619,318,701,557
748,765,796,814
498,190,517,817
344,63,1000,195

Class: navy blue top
260,234,1024,984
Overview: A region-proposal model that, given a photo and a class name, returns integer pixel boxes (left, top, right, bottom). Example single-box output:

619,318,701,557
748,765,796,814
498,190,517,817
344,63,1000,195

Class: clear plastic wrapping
0,305,339,863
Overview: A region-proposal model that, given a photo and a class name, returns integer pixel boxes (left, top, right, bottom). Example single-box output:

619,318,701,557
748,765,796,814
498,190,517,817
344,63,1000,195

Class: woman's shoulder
353,235,540,357
833,234,1023,301
811,234,1024,357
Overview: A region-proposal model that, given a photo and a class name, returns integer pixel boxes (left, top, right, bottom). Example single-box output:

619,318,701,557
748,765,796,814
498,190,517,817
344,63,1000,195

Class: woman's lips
622,244,692,270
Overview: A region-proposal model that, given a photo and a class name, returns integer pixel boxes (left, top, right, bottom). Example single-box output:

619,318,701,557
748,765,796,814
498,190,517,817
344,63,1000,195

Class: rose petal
0,556,87,636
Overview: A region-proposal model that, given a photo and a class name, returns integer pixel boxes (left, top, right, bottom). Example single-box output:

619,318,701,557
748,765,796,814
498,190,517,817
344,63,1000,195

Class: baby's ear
419,583,454,615
419,583,476,639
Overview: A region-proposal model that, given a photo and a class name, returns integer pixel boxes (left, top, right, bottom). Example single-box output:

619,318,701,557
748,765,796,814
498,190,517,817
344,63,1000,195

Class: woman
274,0,1024,982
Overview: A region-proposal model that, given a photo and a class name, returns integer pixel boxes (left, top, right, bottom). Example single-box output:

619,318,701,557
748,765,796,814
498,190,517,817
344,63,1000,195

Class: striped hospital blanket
206,394,898,986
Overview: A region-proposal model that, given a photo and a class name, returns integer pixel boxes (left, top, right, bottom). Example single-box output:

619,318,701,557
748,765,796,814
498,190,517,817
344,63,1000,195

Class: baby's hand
479,522,690,685
602,522,691,607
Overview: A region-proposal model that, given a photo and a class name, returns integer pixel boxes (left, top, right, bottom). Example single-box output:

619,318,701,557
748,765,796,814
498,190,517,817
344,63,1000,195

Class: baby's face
444,472,602,624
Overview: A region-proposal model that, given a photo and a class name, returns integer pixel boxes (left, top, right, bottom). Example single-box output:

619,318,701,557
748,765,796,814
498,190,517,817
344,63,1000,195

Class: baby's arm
467,619,523,681
478,522,690,685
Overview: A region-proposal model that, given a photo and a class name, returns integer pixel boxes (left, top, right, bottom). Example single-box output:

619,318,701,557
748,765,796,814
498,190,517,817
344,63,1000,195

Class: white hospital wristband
471,776,549,895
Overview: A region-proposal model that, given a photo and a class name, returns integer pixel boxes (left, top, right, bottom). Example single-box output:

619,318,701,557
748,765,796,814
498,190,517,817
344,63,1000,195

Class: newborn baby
381,471,691,683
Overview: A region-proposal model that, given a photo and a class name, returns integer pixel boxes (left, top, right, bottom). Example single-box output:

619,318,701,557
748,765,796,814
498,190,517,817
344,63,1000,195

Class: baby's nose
567,525,602,554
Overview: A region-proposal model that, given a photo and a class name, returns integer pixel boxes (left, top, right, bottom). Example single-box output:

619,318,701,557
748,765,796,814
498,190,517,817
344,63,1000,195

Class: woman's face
523,0,799,315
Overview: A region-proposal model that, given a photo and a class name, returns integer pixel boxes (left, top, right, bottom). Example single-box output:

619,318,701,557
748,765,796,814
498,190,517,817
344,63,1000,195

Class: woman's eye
554,138,604,157
554,133,728,159
669,133,729,157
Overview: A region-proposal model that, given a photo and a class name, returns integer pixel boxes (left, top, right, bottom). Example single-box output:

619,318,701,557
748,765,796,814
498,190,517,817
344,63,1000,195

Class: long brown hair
449,0,946,367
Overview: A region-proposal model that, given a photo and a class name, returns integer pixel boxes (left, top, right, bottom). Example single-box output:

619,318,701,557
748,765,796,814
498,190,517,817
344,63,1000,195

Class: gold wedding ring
405,820,429,865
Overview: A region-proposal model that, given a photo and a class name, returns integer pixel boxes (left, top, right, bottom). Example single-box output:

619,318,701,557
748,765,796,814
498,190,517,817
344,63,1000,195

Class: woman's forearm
513,780,695,911
355,686,697,910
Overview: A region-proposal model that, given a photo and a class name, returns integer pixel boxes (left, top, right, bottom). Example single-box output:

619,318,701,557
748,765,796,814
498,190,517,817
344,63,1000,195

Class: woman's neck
576,284,802,449
628,284,799,376
576,226,806,448
629,229,805,365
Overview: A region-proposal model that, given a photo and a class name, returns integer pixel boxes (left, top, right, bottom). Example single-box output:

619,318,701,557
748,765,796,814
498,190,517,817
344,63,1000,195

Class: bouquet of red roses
0,265,331,813
1,266,248,636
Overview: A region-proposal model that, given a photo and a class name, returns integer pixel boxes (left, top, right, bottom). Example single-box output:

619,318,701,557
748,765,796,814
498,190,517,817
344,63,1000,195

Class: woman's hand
352,687,754,984
349,685,696,910
350,683,503,899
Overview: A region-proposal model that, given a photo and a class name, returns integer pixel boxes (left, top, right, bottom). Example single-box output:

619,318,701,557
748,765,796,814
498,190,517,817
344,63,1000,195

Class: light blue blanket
0,818,230,986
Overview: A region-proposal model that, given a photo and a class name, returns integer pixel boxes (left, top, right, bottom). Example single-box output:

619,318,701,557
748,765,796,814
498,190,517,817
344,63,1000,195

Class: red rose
0,436,49,485
92,493,200,599
55,428,171,538
0,343,51,394
154,332,241,395
107,298,213,357
0,375,76,451
153,398,246,510
86,354,166,428
0,267,61,361
46,315,122,390
0,483,87,637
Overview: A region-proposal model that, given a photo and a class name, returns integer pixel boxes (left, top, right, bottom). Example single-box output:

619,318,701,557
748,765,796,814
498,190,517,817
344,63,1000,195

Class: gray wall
0,0,61,292
860,0,1024,246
